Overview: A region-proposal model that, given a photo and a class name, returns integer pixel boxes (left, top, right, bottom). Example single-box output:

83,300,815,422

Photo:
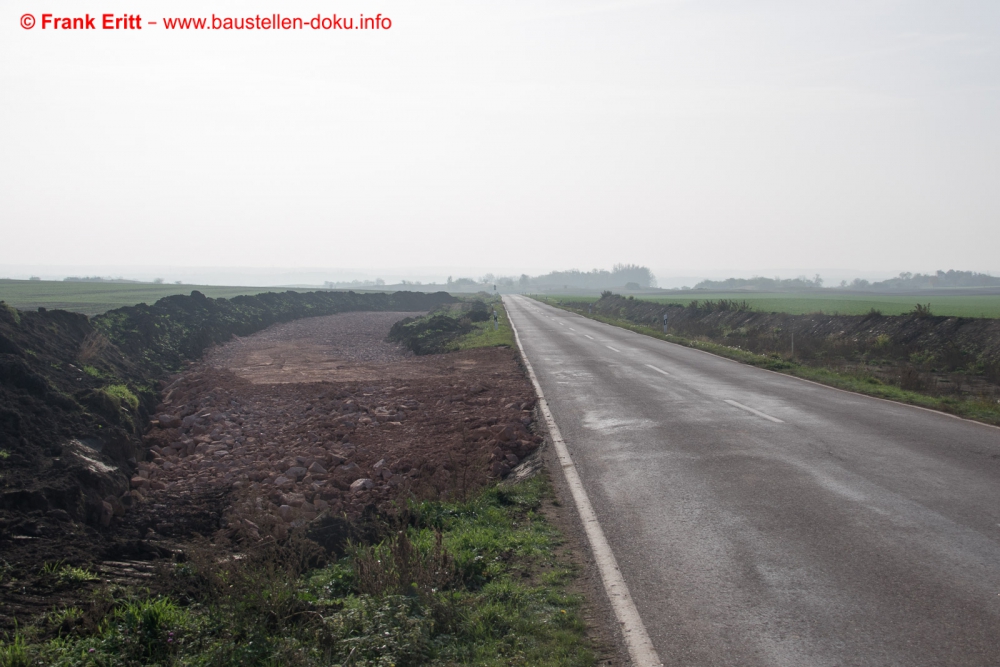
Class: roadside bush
387,315,474,355
467,300,491,322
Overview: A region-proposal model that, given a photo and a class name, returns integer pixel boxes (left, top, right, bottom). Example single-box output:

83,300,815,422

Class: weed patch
4,476,594,666
102,384,139,412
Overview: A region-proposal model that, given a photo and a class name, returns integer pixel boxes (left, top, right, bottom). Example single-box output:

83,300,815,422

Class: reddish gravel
133,312,540,544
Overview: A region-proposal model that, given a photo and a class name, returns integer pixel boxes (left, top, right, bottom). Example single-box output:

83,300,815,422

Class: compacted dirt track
133,311,541,543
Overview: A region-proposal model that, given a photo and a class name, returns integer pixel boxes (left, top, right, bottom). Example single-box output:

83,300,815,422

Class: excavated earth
1,311,540,629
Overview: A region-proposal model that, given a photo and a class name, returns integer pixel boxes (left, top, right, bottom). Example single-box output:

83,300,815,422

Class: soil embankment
134,312,540,545
0,303,542,630
566,293,1000,398
0,290,454,561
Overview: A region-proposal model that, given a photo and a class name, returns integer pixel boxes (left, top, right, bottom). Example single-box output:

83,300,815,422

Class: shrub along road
505,294,1000,667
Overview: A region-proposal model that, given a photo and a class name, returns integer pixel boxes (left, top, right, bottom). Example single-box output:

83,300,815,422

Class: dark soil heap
0,302,541,632
0,290,455,539
386,299,493,355
568,293,1000,397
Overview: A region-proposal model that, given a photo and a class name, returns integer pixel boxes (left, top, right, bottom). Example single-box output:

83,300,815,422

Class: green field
0,279,317,316
539,291,1000,319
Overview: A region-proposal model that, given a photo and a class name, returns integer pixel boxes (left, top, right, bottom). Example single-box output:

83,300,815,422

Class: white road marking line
569,327,576,331
725,399,784,423
529,297,1000,434
606,345,621,352
584,334,594,340
506,299,663,667
645,364,670,376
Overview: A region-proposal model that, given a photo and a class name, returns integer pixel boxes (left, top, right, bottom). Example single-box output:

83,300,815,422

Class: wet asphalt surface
505,295,1000,667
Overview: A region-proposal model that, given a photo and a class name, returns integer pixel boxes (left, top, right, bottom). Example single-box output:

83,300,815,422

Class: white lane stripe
584,334,594,340
645,364,670,376
569,327,576,331
530,295,1000,434
725,399,784,423
505,297,663,667
606,345,621,352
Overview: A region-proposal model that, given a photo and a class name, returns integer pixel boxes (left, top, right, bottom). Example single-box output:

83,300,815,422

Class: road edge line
724,399,785,423
534,298,1000,433
505,297,663,667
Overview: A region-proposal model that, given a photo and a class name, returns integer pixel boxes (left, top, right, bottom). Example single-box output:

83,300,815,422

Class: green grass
2,476,595,667
540,300,1000,427
103,384,140,412
0,279,319,316
449,299,516,351
535,291,1000,318
39,561,99,587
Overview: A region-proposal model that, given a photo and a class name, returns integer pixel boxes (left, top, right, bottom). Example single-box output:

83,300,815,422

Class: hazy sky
3,0,998,283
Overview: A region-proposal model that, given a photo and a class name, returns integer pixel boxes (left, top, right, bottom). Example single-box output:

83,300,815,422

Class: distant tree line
691,270,999,293
694,275,824,291
842,270,1000,290
64,276,144,283
516,264,657,290
411,264,659,292
324,278,386,289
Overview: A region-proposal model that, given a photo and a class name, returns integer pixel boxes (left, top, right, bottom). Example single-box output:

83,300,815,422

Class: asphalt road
504,295,1000,667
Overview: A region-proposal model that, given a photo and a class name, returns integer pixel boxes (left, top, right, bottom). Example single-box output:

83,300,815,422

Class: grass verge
530,291,1000,318
536,298,1000,427
448,298,515,351
0,475,594,667
388,297,515,355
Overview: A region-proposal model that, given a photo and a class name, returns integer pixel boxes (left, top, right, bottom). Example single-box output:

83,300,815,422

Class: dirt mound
93,289,456,376
0,290,456,553
569,293,1000,397
385,298,496,354
0,306,541,630
0,305,145,533
131,312,540,551
388,314,475,354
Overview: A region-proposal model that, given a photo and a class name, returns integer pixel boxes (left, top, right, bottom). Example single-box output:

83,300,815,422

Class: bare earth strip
131,311,542,544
